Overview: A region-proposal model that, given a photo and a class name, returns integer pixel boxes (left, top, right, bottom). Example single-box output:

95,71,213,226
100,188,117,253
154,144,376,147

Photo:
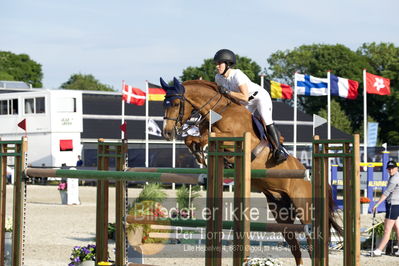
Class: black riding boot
266,124,288,164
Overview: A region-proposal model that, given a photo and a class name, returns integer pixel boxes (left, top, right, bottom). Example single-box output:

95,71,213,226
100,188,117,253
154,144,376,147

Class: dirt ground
4,185,399,265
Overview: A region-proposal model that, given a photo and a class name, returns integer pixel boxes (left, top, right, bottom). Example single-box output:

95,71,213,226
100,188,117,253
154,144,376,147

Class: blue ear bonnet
160,77,185,108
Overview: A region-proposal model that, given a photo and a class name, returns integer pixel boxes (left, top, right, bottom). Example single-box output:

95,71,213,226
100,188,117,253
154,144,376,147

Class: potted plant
68,244,96,266
362,218,397,251
58,181,68,204
372,219,397,254
127,183,167,245
360,197,371,214
173,184,201,218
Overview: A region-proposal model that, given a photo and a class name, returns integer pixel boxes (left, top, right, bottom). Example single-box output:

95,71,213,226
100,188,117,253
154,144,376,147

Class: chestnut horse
161,78,342,265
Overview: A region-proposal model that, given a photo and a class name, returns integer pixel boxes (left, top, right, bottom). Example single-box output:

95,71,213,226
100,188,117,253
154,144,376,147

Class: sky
1,0,398,91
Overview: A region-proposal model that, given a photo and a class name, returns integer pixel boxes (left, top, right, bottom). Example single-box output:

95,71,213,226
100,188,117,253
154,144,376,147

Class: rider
213,48,288,164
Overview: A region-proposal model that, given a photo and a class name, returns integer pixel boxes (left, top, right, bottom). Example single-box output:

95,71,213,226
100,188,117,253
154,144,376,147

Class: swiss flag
122,84,146,105
366,72,391,95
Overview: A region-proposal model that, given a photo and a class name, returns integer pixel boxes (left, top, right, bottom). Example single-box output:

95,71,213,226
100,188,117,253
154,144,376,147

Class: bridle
163,87,230,135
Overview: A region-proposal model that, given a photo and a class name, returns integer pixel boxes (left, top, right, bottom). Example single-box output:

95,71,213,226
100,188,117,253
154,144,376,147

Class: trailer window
0,99,19,115
25,98,34,114
0,100,7,115
24,97,45,114
11,99,18,114
36,97,45,113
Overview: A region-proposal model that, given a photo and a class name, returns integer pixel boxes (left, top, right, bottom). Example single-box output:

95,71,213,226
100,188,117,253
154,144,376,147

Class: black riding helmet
213,49,236,66
213,49,236,75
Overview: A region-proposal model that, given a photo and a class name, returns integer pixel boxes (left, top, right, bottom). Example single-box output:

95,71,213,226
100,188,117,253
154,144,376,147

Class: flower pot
78,261,95,266
361,203,370,214
59,190,67,204
127,226,144,246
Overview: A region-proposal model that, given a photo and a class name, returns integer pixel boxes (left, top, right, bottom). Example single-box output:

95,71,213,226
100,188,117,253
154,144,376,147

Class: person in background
213,48,287,164
372,160,399,256
40,163,48,184
76,155,83,167
6,166,13,184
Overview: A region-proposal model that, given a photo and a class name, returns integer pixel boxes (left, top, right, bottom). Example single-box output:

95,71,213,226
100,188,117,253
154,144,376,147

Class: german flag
264,79,293,99
148,82,166,101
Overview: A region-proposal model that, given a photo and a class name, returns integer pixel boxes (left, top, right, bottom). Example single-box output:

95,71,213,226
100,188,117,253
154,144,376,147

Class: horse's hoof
224,161,234,169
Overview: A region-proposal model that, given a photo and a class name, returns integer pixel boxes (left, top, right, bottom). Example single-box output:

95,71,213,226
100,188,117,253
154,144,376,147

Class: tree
181,59,216,82
61,74,114,91
317,99,353,134
0,51,43,87
181,55,262,83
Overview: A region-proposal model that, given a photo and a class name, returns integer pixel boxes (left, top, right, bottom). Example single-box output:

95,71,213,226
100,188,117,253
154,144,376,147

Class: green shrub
134,183,166,204
176,184,201,209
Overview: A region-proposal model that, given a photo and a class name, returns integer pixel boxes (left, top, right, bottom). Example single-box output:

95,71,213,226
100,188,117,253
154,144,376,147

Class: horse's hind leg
266,195,304,266
281,230,304,266
287,183,314,257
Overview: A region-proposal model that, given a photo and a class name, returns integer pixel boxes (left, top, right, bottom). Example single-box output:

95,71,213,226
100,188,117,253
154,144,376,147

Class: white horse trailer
0,89,83,167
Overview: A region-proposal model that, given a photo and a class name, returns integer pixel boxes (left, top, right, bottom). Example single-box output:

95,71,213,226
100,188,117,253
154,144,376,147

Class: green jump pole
25,168,202,184
26,168,308,183
129,168,308,179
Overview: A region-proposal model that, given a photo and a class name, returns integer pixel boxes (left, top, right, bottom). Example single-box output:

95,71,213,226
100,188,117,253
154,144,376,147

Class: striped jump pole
128,167,308,179
25,168,204,184
25,168,308,183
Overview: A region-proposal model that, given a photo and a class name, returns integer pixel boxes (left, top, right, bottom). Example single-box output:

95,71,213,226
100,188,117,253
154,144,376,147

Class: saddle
252,115,267,140
252,115,285,143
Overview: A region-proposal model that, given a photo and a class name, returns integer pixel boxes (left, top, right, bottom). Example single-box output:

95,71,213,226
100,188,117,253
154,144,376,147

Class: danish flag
122,84,146,105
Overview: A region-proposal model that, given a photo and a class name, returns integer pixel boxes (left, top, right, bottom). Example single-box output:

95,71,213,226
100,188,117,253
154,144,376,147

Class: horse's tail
328,185,343,237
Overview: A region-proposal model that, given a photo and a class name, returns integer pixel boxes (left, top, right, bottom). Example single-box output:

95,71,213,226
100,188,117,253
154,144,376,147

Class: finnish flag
295,73,327,96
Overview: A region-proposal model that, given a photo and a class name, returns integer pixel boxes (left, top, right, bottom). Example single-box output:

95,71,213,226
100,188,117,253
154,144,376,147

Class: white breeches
245,89,273,125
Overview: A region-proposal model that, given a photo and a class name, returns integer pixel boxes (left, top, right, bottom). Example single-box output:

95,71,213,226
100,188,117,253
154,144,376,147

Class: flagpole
145,81,149,168
172,139,176,190
327,71,331,140
260,74,264,87
121,80,125,140
293,73,298,157
363,69,367,164
327,71,331,184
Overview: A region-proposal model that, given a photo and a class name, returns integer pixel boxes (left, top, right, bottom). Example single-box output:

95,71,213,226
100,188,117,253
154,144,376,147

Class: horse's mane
182,79,241,105
182,79,218,91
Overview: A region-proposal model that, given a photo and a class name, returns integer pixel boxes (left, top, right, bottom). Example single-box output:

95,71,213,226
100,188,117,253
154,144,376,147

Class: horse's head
160,77,194,140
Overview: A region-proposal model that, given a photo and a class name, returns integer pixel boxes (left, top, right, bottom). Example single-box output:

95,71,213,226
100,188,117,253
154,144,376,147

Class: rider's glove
219,86,230,95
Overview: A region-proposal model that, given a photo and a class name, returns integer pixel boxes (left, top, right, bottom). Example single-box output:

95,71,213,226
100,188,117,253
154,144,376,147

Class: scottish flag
295,73,327,96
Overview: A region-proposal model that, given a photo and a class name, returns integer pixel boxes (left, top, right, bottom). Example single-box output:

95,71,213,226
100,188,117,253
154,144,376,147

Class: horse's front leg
208,130,240,168
184,135,208,166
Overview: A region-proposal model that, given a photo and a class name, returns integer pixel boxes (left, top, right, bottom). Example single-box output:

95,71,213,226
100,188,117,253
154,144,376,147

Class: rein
164,85,232,135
